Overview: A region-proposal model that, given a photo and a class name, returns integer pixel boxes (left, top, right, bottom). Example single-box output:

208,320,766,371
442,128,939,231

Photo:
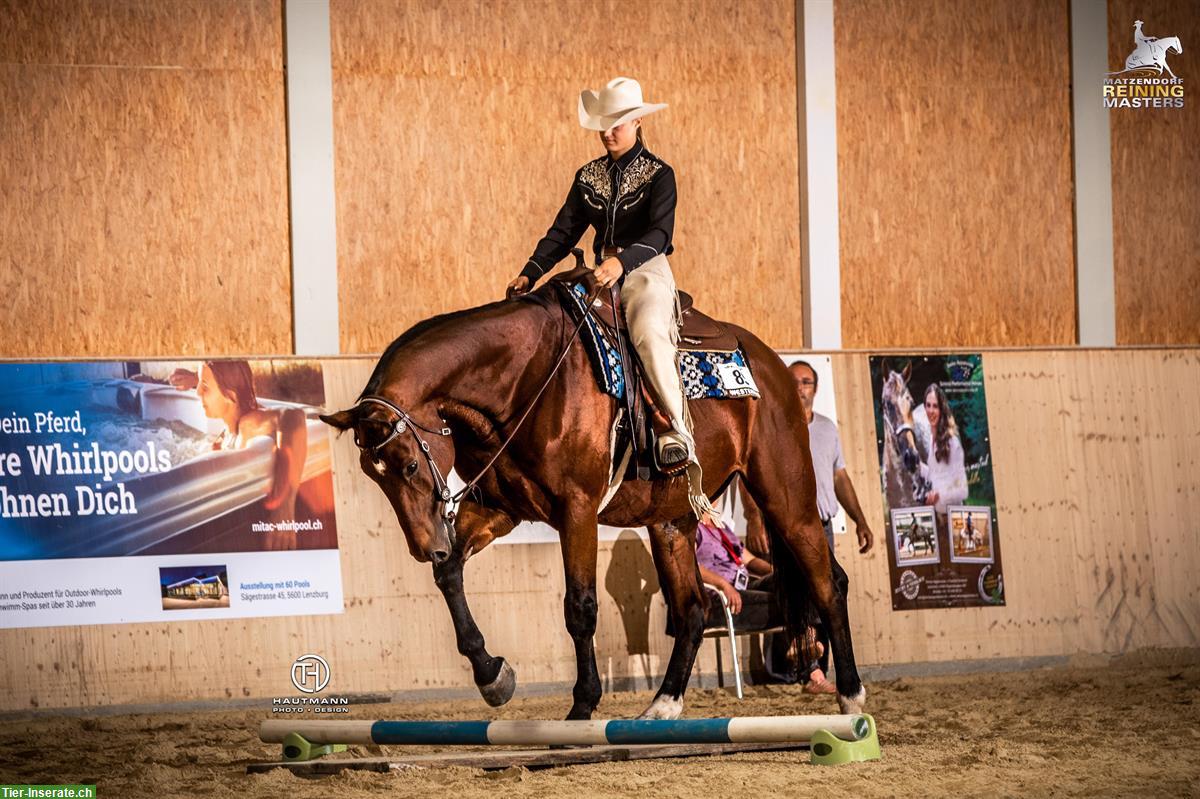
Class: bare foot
802,668,838,695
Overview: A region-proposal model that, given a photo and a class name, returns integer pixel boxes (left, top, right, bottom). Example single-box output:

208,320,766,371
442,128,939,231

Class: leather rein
352,268,606,545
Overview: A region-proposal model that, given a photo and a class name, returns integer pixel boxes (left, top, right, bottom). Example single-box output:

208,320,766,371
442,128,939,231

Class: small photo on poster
890,506,939,566
948,505,995,564
160,565,230,610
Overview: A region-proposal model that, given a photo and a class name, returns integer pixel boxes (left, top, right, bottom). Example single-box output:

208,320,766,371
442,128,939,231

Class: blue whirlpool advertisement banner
869,354,1005,610
0,360,343,628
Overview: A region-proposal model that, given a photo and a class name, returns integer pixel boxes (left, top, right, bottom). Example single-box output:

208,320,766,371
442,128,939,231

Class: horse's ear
901,361,912,382
320,408,357,431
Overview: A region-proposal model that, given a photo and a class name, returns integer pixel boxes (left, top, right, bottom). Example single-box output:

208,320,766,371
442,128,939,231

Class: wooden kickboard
248,741,809,775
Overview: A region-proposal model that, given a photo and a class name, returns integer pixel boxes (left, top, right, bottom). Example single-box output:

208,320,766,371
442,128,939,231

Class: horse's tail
766,521,823,675
763,503,840,671
733,323,833,675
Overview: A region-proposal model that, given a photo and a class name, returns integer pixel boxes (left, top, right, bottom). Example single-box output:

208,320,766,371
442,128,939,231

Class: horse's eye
404,460,419,478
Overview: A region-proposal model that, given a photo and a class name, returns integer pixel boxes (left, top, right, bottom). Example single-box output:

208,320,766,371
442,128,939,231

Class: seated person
695,501,774,624
696,498,801,685
697,494,835,692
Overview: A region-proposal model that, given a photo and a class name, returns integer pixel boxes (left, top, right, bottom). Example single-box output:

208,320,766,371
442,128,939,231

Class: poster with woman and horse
869,354,1005,610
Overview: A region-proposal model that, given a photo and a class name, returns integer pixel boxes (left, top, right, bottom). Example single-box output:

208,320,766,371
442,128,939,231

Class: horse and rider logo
1113,20,1183,78
1104,20,1185,109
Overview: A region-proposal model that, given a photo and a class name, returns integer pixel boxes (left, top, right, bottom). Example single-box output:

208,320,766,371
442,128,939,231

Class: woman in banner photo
916,383,968,516
505,77,709,515
170,361,308,549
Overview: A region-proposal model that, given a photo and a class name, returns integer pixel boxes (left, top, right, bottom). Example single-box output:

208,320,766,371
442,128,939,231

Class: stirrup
655,432,691,474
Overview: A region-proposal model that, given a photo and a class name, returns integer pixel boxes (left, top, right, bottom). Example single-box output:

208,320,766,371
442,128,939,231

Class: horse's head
321,399,456,565
880,362,921,472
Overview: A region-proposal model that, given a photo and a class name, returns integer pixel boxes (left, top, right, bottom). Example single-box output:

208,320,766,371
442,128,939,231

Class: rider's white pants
619,254,688,434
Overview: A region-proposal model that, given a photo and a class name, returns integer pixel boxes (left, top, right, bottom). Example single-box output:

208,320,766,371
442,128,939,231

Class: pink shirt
695,521,744,583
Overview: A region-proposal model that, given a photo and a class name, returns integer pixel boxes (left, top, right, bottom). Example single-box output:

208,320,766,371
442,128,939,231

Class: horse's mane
360,287,561,398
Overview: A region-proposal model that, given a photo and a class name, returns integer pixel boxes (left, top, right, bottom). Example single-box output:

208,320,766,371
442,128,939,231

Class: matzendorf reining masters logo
1104,20,1184,109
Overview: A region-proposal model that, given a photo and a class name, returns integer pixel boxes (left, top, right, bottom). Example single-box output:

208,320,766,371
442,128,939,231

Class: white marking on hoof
838,686,867,715
638,694,683,720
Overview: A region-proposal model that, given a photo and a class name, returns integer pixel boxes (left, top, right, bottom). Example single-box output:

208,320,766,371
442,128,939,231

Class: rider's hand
856,522,874,554
719,581,742,614
594,257,623,288
506,275,531,298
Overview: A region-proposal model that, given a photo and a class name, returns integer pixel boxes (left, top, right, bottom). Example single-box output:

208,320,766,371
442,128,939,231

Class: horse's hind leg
641,516,706,720
744,451,867,714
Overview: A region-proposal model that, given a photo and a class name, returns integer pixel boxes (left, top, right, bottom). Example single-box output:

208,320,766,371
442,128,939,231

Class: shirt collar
608,140,645,170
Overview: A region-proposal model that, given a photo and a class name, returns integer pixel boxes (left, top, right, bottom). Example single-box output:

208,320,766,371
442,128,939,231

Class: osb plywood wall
835,0,1077,348
1108,0,1200,345
834,349,1200,663
0,0,292,358
330,0,805,353
3,349,1197,711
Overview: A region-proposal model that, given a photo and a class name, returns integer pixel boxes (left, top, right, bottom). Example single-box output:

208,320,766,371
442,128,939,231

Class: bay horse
321,280,866,720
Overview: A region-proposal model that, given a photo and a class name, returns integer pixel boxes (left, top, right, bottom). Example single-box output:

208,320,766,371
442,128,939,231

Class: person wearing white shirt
914,383,968,515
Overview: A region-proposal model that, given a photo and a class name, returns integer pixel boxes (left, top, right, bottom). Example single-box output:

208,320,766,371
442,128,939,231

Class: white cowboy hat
578,77,668,132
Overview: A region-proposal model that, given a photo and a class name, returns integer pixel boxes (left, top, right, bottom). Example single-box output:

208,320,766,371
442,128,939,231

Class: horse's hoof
837,686,867,715
637,694,683,720
565,704,594,721
479,658,516,707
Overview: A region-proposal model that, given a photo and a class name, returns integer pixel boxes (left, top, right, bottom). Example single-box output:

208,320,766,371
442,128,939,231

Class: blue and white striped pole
261,715,869,748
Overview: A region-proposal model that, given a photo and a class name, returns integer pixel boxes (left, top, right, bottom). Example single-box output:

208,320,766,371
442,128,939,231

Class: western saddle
549,255,741,479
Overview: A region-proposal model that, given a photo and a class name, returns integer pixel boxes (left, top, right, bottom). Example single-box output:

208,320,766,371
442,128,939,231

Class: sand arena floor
1,650,1197,798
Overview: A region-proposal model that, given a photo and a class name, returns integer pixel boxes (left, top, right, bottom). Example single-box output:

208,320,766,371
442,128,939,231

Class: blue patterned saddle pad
564,282,761,402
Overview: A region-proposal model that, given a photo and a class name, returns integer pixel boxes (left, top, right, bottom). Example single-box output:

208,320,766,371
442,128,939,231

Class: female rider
507,77,703,510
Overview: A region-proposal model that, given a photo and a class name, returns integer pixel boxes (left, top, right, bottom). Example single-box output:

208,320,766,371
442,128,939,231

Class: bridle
881,379,915,445
356,395,455,502
350,276,605,546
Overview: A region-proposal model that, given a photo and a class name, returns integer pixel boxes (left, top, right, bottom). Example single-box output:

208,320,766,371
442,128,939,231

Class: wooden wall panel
2,348,1198,711
835,0,1077,348
831,348,1200,667
331,0,805,352
0,1,292,358
1108,0,1200,344
0,0,281,68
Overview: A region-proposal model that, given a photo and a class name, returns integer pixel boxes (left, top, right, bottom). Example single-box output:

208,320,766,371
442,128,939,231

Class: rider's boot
656,419,694,470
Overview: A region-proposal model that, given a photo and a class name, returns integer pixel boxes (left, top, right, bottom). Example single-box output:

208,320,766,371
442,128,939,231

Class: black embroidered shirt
521,141,676,282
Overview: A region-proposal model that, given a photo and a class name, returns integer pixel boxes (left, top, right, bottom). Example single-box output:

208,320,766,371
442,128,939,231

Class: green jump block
809,713,881,766
281,731,349,762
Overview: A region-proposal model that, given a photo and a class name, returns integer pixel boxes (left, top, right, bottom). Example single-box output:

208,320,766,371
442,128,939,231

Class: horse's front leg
641,516,705,719
559,506,602,720
432,503,517,707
